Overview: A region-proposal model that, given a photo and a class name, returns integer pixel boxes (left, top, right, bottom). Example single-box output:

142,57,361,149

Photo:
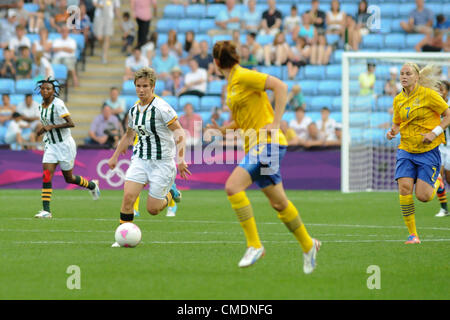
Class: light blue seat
154,80,165,96
24,3,39,12
212,34,232,44
185,4,206,18
330,112,342,123
10,94,25,106
121,95,138,112
406,34,425,48
331,97,342,112
162,95,179,111
15,79,35,94
207,80,226,95
26,34,40,44
285,80,298,91
326,34,340,45
377,95,394,111
255,34,274,46
198,111,210,124
350,128,365,144
379,3,399,18
122,81,135,95
195,34,212,48
374,65,391,81
179,95,201,111
258,66,282,78
304,65,325,80
349,64,367,80
363,128,386,144
200,96,222,112
206,4,226,18
341,3,358,16
310,96,333,112
362,34,383,49
0,48,3,61
349,80,360,95
282,111,295,123
298,80,318,95
398,3,415,17
370,112,391,128
326,65,342,80
70,33,85,51
308,112,321,122
163,4,185,18
199,19,216,34
350,112,370,127
352,95,375,111
379,18,392,34
0,78,15,94
157,33,168,47
52,64,68,81
390,19,404,33
156,19,177,33
278,4,291,17
333,50,343,63
318,81,341,96
177,19,200,33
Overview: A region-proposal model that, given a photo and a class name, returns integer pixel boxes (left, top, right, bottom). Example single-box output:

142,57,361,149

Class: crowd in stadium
0,0,449,150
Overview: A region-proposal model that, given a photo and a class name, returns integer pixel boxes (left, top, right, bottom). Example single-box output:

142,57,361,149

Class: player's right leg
398,177,420,244
35,163,57,218
225,166,263,268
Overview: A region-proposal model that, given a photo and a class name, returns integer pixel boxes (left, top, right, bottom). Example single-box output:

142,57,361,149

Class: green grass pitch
0,189,449,300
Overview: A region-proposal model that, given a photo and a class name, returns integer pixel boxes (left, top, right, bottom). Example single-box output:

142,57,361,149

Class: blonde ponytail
403,62,441,92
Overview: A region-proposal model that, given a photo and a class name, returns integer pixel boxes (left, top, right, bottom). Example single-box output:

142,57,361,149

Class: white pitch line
4,217,450,231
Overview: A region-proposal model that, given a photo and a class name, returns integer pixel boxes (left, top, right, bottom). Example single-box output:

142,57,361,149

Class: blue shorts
394,147,441,187
239,144,287,189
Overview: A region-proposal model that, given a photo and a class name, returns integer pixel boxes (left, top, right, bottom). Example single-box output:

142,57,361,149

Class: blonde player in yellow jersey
208,41,320,274
387,63,450,244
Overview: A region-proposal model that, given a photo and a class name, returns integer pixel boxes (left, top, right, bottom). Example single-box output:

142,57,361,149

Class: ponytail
403,62,441,92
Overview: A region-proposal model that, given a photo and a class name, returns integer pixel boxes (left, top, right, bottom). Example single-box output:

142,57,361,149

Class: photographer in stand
86,104,123,148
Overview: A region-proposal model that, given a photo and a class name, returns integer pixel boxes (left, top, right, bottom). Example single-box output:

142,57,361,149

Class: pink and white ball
115,223,142,247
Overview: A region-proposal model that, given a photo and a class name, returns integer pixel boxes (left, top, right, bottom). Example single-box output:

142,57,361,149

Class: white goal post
341,52,450,193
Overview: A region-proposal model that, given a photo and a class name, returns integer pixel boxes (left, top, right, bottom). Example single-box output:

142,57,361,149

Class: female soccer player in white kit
108,67,190,247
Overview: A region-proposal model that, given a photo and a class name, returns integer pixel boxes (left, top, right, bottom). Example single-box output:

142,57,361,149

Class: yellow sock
228,191,262,248
169,198,175,207
399,194,418,236
278,201,313,253
133,195,140,213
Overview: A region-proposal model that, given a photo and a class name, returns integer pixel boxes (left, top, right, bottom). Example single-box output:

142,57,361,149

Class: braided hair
35,77,63,97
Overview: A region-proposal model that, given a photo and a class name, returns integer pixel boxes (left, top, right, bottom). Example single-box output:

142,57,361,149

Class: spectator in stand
17,94,41,139
180,30,200,65
260,0,283,36
50,0,70,33
179,102,203,147
288,106,320,147
104,87,126,125
93,0,120,64
283,5,301,35
246,32,264,65
15,46,33,80
384,67,402,97
415,28,444,52
211,0,241,36
52,26,79,87
28,0,46,34
0,9,19,49
280,120,297,145
193,40,216,81
130,0,157,48
346,0,371,51
162,66,185,96
306,0,326,34
359,62,376,96
240,44,257,70
14,0,29,29
263,32,290,66
0,94,16,117
167,29,184,60
0,48,16,79
87,105,123,148
287,84,306,111
32,28,53,61
435,14,450,31
242,0,261,34
316,107,341,147
141,31,158,61
124,46,150,81
293,13,317,45
8,24,31,55
326,0,346,38
151,43,178,81
179,59,207,97
121,11,135,56
75,4,93,55
400,0,434,34
287,36,310,79
4,112,25,150
310,34,333,65
32,51,55,82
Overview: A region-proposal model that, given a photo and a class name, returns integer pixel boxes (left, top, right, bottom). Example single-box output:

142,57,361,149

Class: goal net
341,52,450,193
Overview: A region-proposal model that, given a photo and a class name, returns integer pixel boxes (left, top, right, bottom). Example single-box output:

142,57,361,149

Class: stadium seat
185,4,206,18
0,78,15,94
177,19,200,33
23,3,39,12
194,34,212,49
255,34,274,46
121,95,138,112
379,3,399,18
362,34,383,49
200,96,222,112
206,4,226,18
15,79,35,94
26,34,39,44
52,64,68,81
352,95,375,111
304,65,325,80
349,81,360,95
278,4,291,17
285,33,294,46
349,64,367,80
163,4,185,18
198,111,210,124
285,80,298,91
385,34,406,49
298,81,318,95
326,65,342,80
154,80,165,96
122,81,135,95
212,34,232,44
405,34,425,48
333,50,343,63
370,112,391,128
308,112,321,122
326,34,340,45
0,48,3,61
374,65,391,81
258,66,282,78
350,128,365,144
162,95,179,111
156,19,177,33
303,95,313,106
444,3,450,16
179,95,200,111
10,94,24,106
318,81,341,96
330,112,342,123
157,33,168,47
390,19,403,33
350,112,370,127
310,96,333,112
331,97,342,112
207,80,226,95
377,95,394,111
282,111,295,123
398,3,415,17
378,19,392,34
199,19,216,34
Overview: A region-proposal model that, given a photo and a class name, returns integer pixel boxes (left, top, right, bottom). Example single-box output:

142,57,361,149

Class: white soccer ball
114,223,142,247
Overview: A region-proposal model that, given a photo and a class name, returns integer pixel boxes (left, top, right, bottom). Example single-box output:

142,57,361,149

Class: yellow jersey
393,84,449,153
226,64,288,153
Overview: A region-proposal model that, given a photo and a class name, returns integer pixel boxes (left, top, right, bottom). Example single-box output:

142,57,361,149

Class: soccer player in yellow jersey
209,41,320,273
387,63,450,244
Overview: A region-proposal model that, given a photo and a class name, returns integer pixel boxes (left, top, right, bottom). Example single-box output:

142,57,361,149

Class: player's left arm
263,75,288,131
37,115,75,136
168,119,191,180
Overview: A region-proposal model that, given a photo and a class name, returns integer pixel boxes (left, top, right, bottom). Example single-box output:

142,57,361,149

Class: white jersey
128,96,178,160
38,97,72,145
316,118,340,141
289,116,313,140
